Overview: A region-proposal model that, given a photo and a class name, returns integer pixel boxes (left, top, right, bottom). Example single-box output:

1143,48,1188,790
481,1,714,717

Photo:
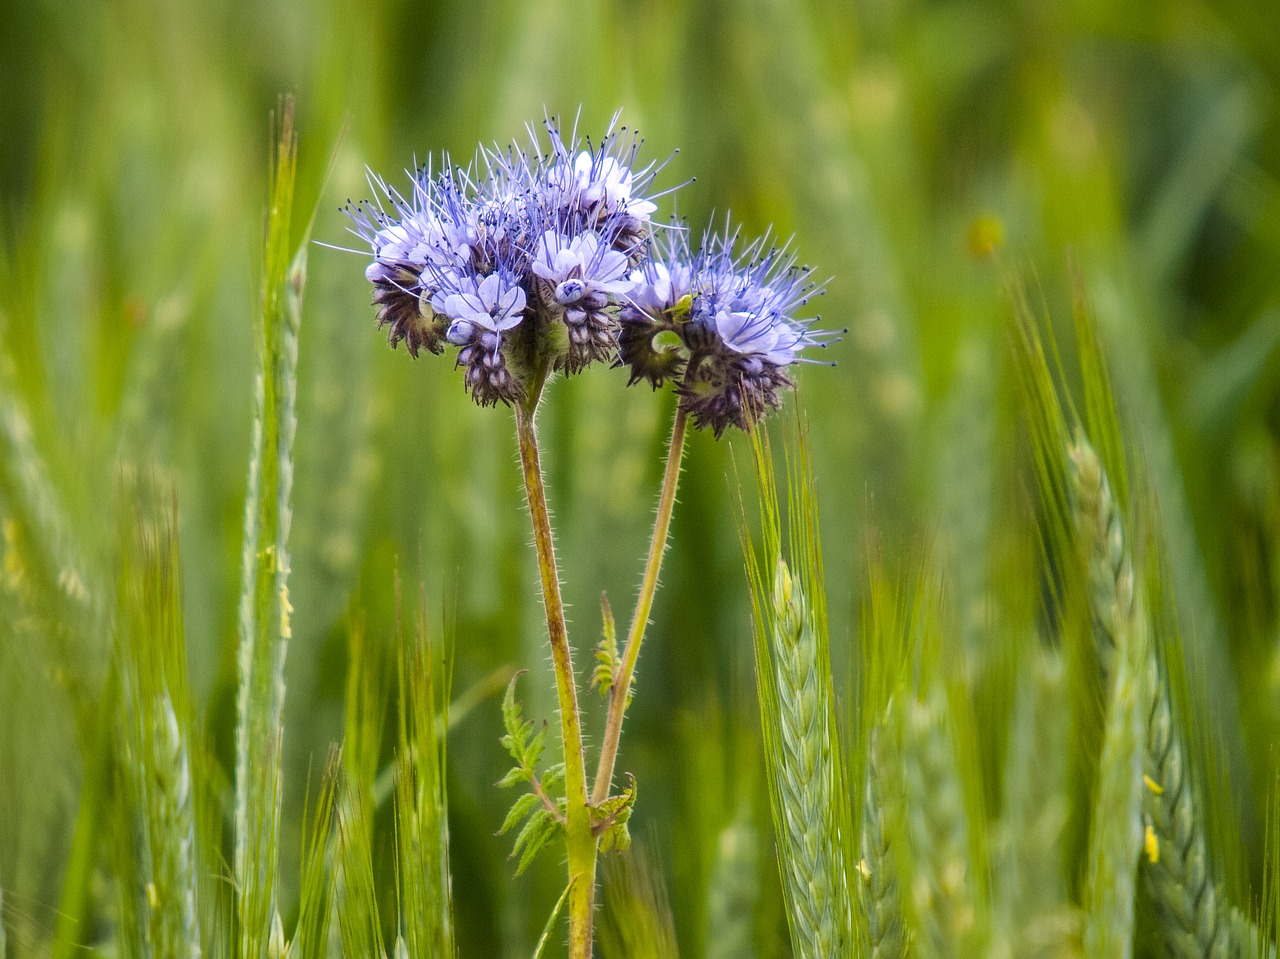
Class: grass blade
532,880,575,959
899,683,984,958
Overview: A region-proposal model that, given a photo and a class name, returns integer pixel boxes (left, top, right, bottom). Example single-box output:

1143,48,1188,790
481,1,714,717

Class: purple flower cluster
346,116,835,434
619,225,835,436
346,116,660,405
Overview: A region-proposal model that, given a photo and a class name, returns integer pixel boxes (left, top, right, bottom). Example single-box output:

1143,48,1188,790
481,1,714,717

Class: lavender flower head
620,224,837,436
345,114,666,406
345,116,837,428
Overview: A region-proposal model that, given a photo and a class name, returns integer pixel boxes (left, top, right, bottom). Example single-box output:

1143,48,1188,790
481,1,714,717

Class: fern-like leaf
496,673,565,874
592,592,621,700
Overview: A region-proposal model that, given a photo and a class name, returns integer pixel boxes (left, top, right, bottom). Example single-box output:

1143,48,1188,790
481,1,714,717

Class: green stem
591,405,688,806
514,399,596,959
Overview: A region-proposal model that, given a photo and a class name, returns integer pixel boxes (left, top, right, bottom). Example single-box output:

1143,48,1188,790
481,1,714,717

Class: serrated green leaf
512,807,552,863
515,809,563,877
497,766,530,790
541,763,565,794
501,672,527,742
527,720,549,771
592,592,619,699
499,792,542,836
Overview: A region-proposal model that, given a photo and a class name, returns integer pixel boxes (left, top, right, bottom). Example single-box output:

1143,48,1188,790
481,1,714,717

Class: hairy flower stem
514,398,595,959
592,405,688,806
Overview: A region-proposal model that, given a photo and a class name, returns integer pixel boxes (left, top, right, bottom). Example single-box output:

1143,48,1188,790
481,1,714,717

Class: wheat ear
996,652,1082,959
1143,673,1253,957
1068,437,1133,681
860,721,907,959
900,683,979,958
1070,436,1151,959
769,559,853,958
148,695,201,959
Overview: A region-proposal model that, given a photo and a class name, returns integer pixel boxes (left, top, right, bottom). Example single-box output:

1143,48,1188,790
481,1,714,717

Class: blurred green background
2,0,1279,955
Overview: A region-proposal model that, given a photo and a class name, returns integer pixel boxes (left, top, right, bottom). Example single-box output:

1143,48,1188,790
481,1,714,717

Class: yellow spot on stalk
146,882,159,909
1144,823,1159,864
858,858,871,879
279,583,293,639
1143,774,1164,795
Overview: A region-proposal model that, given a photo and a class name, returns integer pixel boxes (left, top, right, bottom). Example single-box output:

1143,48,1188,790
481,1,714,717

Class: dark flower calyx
616,313,685,388
370,263,447,358
678,354,794,437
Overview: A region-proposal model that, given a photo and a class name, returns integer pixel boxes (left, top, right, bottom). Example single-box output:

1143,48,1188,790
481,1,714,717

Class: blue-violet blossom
346,117,837,430
346,115,664,406
619,224,836,436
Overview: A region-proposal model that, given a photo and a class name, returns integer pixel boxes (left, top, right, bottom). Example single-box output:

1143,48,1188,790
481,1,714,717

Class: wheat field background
2,0,1279,956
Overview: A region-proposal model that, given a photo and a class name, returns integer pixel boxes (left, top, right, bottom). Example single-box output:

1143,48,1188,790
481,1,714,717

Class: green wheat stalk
0,351,109,959
1068,436,1133,682
744,423,855,959
1142,654,1253,956
860,721,907,959
334,770,387,959
394,601,455,958
994,651,1082,959
0,360,96,625
232,97,306,959
288,749,340,959
899,683,981,959
147,696,201,958
114,481,201,959
1070,436,1152,959
768,558,853,958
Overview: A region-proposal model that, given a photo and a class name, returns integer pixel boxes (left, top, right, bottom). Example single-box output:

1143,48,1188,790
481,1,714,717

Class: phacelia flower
617,227,694,389
531,228,634,373
344,113,669,406
621,223,837,436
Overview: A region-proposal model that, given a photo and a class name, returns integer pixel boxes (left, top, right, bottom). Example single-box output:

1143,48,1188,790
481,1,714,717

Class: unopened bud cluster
346,114,837,433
